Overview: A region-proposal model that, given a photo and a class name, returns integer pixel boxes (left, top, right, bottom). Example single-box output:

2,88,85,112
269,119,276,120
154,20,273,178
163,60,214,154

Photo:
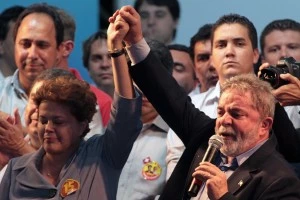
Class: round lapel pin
60,179,80,198
142,157,162,180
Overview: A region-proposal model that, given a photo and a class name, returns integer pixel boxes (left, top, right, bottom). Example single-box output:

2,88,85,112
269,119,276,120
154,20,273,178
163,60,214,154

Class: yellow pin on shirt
142,157,162,180
60,179,80,198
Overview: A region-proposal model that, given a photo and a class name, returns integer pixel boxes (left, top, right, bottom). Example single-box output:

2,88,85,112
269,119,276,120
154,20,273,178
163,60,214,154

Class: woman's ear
79,120,89,137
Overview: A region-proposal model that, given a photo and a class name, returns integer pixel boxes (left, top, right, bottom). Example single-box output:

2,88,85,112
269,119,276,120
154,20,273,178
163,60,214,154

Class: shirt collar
142,115,169,134
11,70,28,99
235,139,268,166
210,82,221,100
217,138,268,167
202,82,220,106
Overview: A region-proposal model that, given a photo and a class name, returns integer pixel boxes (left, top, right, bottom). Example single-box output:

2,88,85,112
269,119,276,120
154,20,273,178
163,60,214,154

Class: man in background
82,30,114,98
134,0,180,45
259,18,300,129
190,23,218,94
0,5,25,80
260,18,300,177
168,44,197,95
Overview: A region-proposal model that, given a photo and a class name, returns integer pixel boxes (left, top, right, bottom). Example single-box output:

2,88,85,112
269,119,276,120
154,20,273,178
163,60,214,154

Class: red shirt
69,68,112,126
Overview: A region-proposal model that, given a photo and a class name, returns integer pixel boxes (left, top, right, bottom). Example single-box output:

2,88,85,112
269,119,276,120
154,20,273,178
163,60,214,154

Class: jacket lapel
227,168,254,194
227,133,278,195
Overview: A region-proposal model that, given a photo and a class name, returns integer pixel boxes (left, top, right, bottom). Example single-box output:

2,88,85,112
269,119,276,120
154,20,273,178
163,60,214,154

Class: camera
259,57,300,89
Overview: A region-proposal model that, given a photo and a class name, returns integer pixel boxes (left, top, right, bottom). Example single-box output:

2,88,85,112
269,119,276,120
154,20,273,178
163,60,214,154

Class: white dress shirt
166,84,220,179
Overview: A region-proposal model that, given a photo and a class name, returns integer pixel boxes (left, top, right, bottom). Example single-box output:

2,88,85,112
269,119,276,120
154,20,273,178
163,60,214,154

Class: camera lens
259,67,281,88
260,57,300,89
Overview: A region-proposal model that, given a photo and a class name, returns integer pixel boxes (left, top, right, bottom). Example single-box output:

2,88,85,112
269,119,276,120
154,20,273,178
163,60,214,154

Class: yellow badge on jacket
60,179,80,198
142,157,162,180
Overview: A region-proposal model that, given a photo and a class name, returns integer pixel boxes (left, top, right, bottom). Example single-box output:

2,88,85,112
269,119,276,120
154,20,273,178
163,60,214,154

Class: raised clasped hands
108,6,143,48
107,10,129,50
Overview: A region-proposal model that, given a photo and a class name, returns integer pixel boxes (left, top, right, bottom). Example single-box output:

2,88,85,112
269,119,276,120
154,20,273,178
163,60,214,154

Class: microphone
187,135,223,197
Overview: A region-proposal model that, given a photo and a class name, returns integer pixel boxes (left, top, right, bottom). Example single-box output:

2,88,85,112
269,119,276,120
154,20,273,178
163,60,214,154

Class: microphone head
209,135,223,149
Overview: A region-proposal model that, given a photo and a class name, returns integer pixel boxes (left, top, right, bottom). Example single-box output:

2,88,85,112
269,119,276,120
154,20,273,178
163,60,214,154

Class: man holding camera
259,19,300,128
259,18,300,177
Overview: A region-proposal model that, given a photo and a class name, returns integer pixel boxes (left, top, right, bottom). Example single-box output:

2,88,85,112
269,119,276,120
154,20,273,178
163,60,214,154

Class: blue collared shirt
0,70,28,125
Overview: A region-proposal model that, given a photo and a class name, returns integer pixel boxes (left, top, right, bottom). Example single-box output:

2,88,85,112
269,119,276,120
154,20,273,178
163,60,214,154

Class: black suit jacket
129,51,300,200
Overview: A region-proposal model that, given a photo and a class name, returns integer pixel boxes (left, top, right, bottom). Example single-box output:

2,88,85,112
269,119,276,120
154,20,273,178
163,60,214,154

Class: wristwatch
108,48,125,58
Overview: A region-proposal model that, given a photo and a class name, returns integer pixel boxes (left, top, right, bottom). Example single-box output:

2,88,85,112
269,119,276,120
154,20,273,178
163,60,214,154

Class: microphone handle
187,177,203,197
187,145,219,197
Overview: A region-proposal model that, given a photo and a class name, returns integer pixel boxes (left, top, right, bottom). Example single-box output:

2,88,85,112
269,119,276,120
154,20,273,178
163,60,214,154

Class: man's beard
215,125,260,157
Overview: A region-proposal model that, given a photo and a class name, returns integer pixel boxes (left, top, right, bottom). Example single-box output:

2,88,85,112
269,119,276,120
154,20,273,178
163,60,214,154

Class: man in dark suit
108,6,300,200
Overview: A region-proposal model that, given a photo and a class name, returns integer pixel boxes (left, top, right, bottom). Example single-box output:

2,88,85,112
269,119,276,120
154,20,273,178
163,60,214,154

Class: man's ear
258,117,273,139
261,117,273,131
253,48,260,64
62,40,74,58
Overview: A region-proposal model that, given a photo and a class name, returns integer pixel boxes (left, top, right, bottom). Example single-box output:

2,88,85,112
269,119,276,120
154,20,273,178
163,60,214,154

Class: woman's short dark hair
33,75,97,137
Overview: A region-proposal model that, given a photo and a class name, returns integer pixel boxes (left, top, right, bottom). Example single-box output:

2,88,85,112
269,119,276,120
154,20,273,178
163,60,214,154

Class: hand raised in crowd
0,110,13,168
0,111,14,169
0,109,29,157
109,6,143,46
192,162,228,200
258,62,300,106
